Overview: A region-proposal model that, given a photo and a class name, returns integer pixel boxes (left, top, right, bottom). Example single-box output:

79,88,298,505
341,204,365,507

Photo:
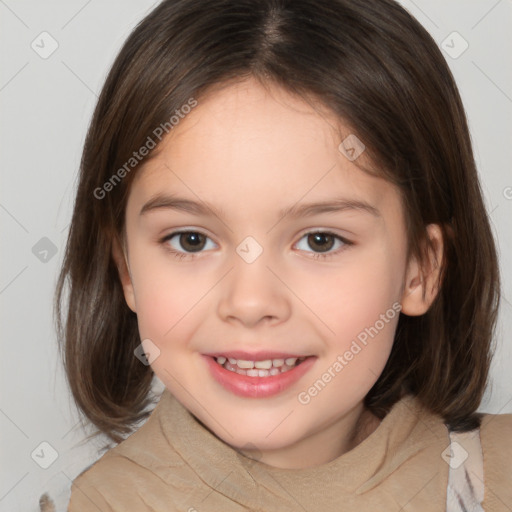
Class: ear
112,237,137,313
400,223,444,316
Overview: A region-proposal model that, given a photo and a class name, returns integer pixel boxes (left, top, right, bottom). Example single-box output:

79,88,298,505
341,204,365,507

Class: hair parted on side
55,0,500,444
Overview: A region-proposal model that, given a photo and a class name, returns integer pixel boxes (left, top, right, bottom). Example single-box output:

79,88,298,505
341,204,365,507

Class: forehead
128,78,402,225
160,79,344,168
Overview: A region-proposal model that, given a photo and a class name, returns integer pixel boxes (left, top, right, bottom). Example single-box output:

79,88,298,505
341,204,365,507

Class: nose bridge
217,235,290,327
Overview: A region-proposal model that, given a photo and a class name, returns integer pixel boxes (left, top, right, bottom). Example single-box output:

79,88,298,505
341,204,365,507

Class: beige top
68,389,512,511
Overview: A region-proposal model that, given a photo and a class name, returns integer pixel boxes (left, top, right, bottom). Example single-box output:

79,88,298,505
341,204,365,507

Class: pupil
181,232,205,252
309,233,334,252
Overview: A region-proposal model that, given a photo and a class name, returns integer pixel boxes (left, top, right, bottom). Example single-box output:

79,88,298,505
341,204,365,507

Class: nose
216,249,291,329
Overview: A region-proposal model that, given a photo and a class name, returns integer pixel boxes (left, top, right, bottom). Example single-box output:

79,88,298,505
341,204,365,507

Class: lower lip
203,355,316,398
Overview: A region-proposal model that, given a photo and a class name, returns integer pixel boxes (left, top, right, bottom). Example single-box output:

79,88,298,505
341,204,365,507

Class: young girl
54,0,511,510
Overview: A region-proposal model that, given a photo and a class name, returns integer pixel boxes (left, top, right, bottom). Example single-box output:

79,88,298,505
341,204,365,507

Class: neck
240,404,382,469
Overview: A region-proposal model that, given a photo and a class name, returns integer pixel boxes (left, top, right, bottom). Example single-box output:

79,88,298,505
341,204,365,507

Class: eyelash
159,230,353,261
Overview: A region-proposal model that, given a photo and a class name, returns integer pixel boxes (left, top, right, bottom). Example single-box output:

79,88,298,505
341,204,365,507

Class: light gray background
1,1,511,510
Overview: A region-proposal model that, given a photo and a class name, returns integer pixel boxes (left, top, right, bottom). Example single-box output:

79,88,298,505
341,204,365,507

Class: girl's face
117,77,430,468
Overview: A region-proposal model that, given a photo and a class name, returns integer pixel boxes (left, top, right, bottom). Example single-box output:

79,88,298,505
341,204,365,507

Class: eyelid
159,226,217,242
294,226,353,244
295,227,352,240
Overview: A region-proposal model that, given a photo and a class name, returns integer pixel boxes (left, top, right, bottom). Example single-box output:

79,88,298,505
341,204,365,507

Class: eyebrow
139,194,380,219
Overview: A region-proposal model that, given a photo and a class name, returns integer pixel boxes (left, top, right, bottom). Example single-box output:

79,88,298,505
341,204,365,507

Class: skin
113,77,443,469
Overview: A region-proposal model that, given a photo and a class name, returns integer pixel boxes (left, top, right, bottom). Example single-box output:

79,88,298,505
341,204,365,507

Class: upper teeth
217,357,303,368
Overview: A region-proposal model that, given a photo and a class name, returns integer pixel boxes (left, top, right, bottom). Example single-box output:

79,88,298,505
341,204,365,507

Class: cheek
335,249,403,376
302,250,401,331
292,247,402,387
128,248,209,341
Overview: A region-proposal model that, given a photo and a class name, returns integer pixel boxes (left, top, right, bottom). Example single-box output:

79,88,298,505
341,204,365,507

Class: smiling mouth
214,356,308,377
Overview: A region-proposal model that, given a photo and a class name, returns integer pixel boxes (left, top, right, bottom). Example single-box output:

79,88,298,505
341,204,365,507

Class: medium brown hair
55,0,500,444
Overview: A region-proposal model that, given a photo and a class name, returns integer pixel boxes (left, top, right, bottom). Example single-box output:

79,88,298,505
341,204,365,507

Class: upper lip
203,351,313,361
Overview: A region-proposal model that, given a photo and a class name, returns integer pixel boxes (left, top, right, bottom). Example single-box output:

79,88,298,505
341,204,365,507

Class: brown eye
294,231,351,259
306,233,335,253
178,232,206,252
163,231,215,255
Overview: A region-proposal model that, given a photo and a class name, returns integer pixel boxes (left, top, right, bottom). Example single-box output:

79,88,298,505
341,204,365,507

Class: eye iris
308,233,334,252
180,232,205,252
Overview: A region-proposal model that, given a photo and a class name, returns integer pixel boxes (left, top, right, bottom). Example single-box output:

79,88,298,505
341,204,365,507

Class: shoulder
68,444,198,512
479,411,512,510
67,394,194,511
67,403,161,511
68,450,151,511
480,411,512,467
